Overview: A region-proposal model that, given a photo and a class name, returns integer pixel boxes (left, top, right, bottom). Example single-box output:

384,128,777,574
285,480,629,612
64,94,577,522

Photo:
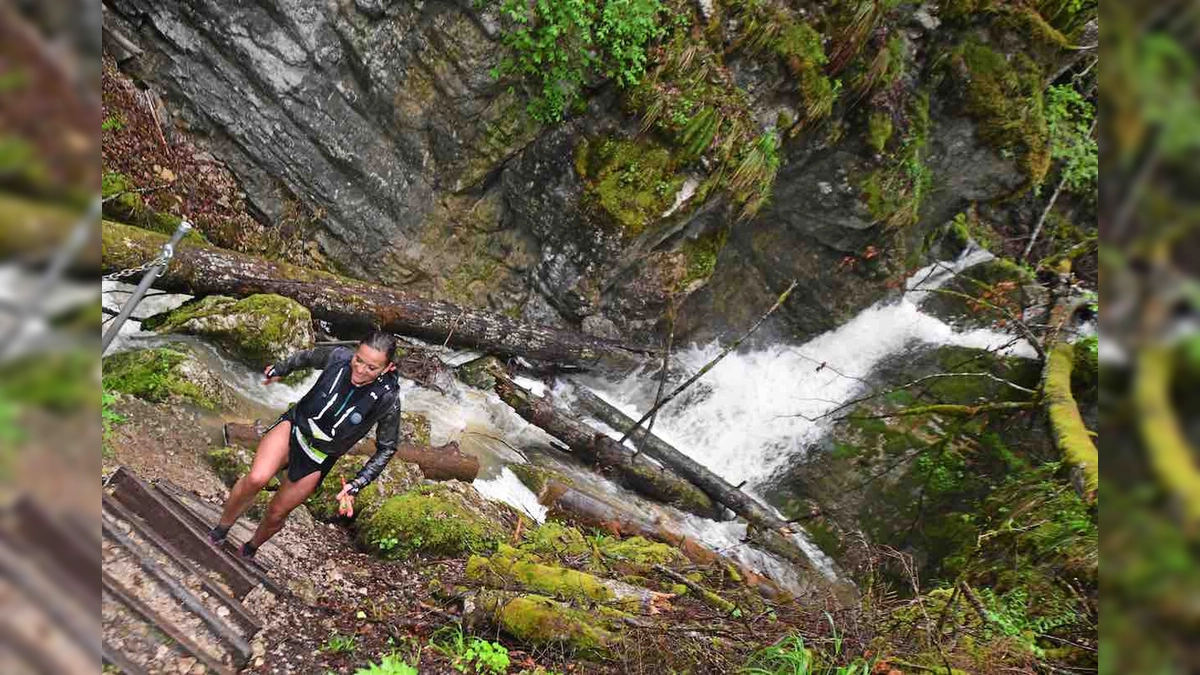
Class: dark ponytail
360,330,398,363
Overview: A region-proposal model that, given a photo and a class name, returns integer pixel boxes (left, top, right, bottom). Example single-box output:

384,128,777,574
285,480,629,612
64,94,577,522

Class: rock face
103,0,1062,345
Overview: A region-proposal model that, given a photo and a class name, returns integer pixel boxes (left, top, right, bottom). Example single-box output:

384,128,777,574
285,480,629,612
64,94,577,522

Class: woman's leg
246,469,323,548
216,420,291,530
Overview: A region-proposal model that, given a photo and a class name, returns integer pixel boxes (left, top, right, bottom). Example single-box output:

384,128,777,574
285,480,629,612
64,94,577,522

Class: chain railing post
101,220,193,355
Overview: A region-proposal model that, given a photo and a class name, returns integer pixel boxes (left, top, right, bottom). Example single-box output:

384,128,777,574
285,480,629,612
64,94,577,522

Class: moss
1071,336,1098,399
859,93,932,230
518,521,682,573
951,40,1050,186
577,136,685,235
205,447,252,487
101,171,208,245
357,484,505,559
0,350,99,411
101,348,217,409
467,544,622,605
680,230,727,288
402,411,431,446
1135,347,1198,522
146,294,311,366
867,110,894,154
509,464,572,496
1044,342,1098,501
475,591,618,655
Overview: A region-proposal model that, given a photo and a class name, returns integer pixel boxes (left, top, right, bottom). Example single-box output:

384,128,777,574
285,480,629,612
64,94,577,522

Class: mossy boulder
400,411,431,446
102,347,236,410
516,520,683,574
305,454,424,522
356,482,515,559
142,294,313,367
457,355,506,390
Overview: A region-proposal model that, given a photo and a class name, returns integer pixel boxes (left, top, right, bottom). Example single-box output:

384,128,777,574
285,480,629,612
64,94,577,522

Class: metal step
105,467,263,598
103,516,245,672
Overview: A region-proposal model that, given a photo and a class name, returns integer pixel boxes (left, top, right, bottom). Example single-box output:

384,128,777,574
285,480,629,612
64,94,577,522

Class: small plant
740,633,871,675
375,535,399,552
323,633,358,655
354,654,417,675
102,115,126,132
432,625,510,674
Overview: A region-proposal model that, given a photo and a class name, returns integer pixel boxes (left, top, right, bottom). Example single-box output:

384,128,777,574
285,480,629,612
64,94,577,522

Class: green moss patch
576,136,685,235
951,40,1050,186
356,484,506,559
101,348,217,409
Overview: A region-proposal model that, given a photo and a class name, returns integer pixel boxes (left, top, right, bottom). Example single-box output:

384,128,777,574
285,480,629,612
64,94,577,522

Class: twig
617,280,797,444
101,182,173,204
800,372,1038,422
641,301,676,446
838,401,1035,421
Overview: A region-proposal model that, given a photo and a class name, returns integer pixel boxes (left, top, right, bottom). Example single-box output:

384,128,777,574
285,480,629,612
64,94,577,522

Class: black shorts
267,409,339,484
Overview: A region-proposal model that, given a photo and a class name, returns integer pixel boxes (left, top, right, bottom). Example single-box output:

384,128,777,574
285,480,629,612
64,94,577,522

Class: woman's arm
266,345,351,378
346,396,402,494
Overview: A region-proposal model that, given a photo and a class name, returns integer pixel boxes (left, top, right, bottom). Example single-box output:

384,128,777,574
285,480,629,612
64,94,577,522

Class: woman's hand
336,477,355,518
262,364,282,385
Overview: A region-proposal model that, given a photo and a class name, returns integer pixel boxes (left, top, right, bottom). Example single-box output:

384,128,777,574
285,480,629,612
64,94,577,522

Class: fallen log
509,465,794,602
463,590,623,655
492,373,720,520
222,422,479,482
466,544,675,614
569,385,827,575
102,221,652,371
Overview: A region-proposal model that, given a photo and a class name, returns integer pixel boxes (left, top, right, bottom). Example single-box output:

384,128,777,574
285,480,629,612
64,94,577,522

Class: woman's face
350,344,392,386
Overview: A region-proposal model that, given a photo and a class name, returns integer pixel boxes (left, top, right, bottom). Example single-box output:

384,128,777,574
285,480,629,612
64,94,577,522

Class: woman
208,330,403,558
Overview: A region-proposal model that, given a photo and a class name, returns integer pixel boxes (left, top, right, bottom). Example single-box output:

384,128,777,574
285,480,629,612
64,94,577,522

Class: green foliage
729,130,782,219
740,634,870,675
681,229,727,286
322,633,358,655
494,0,665,122
102,115,125,132
375,535,399,551
102,390,126,459
432,625,511,674
1045,84,1097,194
354,654,417,675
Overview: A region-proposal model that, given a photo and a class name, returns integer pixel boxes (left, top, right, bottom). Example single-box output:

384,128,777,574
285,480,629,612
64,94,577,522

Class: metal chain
102,244,175,281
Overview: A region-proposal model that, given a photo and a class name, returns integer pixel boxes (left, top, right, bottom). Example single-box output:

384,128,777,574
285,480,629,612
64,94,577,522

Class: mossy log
463,590,623,655
571,386,830,576
223,421,479,481
1042,341,1098,502
101,220,652,371
512,467,792,602
0,193,100,272
466,544,675,613
1135,346,1200,523
493,373,719,519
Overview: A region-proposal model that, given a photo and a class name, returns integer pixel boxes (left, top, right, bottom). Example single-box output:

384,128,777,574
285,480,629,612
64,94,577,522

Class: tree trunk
102,221,652,371
491,373,720,520
222,422,480,482
570,386,828,575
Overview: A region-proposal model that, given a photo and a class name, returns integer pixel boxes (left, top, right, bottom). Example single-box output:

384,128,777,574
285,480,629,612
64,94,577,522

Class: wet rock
142,293,313,367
